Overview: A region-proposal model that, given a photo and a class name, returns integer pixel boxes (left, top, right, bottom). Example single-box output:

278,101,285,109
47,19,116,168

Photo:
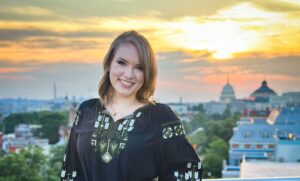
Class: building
251,80,277,99
275,139,300,162
269,92,300,108
228,117,275,167
203,101,228,115
168,102,189,115
222,106,300,178
2,124,49,153
220,78,236,104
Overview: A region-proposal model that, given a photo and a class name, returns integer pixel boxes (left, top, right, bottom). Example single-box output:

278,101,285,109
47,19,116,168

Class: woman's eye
117,60,125,65
136,66,144,71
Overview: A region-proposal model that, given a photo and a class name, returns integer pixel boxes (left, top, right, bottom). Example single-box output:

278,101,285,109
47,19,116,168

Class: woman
61,31,202,181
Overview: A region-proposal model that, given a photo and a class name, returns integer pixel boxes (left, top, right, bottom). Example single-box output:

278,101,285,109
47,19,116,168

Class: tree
202,138,228,178
184,110,207,134
3,111,68,144
38,112,68,144
47,145,66,181
187,130,206,155
0,147,45,181
3,113,38,133
0,146,67,181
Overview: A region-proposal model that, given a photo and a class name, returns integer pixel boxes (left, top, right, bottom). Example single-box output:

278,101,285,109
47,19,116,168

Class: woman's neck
106,94,146,121
110,94,140,108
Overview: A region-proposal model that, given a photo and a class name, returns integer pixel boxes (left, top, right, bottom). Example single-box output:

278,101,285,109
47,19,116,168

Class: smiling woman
60,30,202,181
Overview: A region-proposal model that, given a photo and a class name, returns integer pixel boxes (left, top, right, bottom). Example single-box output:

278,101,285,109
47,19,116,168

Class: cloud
0,67,36,74
251,0,300,12
1,2,300,62
0,28,113,41
0,1,300,101
0,6,57,17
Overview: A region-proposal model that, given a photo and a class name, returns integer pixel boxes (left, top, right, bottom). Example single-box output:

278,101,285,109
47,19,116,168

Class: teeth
120,80,133,85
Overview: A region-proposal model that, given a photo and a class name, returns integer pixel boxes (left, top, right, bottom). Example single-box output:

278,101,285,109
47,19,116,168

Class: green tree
0,147,45,181
185,106,240,178
0,145,68,181
3,111,68,144
184,110,207,134
3,113,38,133
47,145,66,181
187,130,206,155
202,138,228,178
38,112,68,144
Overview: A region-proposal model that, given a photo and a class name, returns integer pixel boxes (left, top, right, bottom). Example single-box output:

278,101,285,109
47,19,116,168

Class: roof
220,82,236,100
240,161,300,178
230,117,275,143
230,106,300,143
252,80,277,96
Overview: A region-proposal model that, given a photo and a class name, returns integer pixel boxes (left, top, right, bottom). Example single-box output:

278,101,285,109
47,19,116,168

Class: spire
227,74,229,84
53,82,57,100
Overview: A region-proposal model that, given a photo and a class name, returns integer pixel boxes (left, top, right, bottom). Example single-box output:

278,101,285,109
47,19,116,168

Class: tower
53,82,57,100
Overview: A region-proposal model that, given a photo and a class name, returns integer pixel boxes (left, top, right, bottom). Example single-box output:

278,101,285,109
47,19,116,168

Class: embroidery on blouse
90,111,140,163
162,121,185,139
61,154,77,181
174,162,202,181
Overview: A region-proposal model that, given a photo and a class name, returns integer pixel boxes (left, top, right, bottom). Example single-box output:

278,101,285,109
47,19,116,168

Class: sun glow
170,19,257,59
171,19,256,59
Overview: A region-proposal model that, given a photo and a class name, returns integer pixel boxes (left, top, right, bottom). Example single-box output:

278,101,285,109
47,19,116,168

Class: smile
119,79,135,87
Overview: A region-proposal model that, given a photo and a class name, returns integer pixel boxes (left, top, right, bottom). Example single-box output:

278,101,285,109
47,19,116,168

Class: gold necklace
108,102,137,117
108,103,118,116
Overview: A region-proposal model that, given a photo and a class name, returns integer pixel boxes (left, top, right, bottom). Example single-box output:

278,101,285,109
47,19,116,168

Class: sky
0,0,300,102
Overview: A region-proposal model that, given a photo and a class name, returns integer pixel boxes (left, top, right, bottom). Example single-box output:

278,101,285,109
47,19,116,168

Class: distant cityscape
0,79,300,179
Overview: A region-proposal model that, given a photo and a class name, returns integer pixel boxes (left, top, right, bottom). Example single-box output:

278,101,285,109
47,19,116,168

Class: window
232,144,239,148
260,131,270,138
243,130,253,138
245,144,251,149
256,144,263,149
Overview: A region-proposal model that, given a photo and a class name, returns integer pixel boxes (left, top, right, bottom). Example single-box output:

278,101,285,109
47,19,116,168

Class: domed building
220,78,236,103
251,80,277,100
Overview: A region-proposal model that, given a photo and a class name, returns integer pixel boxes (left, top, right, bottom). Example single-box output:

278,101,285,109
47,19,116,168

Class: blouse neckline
98,100,154,122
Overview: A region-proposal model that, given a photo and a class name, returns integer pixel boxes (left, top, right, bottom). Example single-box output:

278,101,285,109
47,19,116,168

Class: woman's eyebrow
118,57,128,62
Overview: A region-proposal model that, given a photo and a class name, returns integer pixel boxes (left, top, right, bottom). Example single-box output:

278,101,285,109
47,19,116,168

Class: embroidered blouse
61,98,202,181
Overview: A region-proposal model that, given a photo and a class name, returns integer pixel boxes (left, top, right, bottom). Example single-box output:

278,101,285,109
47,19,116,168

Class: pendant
102,152,112,163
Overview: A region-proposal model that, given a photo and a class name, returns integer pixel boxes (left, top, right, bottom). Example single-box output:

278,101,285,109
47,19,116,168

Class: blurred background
0,0,299,180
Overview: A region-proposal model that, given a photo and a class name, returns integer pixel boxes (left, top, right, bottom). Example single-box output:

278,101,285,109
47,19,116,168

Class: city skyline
1,0,300,102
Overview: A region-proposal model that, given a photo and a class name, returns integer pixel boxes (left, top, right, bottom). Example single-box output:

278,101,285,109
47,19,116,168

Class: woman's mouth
119,79,134,88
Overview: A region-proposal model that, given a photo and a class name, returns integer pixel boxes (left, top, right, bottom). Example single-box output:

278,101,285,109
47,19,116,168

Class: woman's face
109,43,144,100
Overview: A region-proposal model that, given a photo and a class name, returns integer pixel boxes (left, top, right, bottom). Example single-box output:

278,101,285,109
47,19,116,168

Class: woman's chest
76,112,160,164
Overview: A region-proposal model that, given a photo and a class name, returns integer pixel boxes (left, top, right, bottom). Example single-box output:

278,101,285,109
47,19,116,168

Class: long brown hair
98,30,157,104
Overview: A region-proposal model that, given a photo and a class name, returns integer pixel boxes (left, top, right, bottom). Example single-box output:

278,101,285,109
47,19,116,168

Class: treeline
0,146,65,181
2,111,68,144
185,105,241,178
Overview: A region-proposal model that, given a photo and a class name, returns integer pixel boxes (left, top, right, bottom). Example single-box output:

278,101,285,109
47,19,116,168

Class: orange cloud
0,67,36,74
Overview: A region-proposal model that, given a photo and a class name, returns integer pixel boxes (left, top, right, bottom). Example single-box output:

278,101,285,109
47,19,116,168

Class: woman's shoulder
78,98,101,112
150,102,180,124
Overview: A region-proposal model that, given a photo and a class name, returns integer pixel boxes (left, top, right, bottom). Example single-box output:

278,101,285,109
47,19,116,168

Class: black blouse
61,98,202,181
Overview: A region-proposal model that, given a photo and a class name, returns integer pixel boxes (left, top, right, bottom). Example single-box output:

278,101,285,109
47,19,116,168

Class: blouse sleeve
157,104,202,181
60,105,85,181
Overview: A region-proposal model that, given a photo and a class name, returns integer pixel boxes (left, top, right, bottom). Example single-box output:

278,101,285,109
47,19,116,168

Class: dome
251,80,277,98
220,81,236,103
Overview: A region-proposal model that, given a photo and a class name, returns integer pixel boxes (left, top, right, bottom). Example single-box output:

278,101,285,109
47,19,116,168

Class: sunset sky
0,0,300,102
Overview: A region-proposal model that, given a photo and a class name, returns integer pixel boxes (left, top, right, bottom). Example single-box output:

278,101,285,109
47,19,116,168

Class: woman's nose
124,66,134,78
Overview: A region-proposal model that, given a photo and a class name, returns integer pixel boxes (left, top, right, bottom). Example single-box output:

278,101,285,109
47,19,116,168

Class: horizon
0,78,298,103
